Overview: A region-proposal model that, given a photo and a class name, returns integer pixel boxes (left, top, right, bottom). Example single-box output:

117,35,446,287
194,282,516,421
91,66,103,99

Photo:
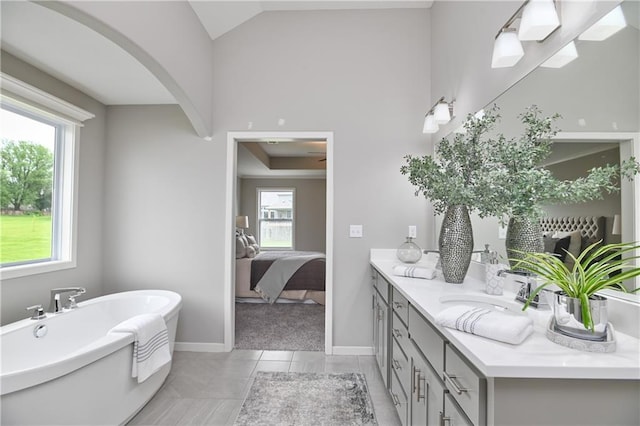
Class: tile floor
127,350,402,426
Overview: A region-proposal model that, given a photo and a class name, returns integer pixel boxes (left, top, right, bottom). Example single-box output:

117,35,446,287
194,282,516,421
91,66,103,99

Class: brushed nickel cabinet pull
444,372,468,395
393,301,404,309
416,371,426,401
392,328,402,338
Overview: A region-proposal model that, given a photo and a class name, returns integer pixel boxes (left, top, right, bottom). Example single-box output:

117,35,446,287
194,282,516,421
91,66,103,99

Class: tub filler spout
49,287,86,313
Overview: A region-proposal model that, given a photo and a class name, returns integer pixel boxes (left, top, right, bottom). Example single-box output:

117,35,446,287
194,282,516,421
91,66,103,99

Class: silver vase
553,292,608,341
439,205,473,284
506,216,544,269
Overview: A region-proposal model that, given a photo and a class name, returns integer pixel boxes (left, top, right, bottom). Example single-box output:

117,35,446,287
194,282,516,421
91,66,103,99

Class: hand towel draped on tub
109,313,171,383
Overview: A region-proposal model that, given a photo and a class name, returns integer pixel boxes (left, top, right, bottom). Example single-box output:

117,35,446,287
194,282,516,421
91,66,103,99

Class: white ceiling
237,140,327,178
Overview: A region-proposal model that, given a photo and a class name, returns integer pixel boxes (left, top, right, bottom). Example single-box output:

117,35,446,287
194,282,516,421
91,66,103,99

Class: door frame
224,131,334,353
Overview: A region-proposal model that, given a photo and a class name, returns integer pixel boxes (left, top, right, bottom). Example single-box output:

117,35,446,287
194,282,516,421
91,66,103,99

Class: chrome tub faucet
49,287,86,313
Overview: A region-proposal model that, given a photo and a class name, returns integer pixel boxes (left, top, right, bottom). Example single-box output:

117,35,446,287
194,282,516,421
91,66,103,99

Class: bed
235,250,326,305
539,216,606,267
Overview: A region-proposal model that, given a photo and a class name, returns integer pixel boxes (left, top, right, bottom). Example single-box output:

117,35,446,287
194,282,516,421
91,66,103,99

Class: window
0,73,93,278
257,188,294,249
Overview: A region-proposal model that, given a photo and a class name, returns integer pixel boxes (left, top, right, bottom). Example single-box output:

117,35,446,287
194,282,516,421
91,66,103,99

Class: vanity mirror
441,1,639,292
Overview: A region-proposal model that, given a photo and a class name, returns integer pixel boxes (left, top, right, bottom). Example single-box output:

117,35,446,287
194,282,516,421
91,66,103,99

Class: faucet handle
26,304,46,320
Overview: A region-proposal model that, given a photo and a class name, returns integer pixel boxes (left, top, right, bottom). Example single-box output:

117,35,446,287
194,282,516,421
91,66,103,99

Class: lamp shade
578,5,626,41
612,214,621,236
422,114,439,134
540,41,578,68
236,215,249,229
433,102,451,124
491,29,524,68
518,0,560,41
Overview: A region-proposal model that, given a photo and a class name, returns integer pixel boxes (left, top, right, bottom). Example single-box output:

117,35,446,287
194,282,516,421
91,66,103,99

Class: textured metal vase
439,205,473,284
506,216,544,269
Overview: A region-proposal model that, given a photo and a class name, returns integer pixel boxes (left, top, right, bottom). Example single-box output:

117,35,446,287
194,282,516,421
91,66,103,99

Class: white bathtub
0,290,182,425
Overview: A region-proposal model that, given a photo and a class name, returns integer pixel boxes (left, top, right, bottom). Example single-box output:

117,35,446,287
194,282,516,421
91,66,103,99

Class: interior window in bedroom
257,188,294,249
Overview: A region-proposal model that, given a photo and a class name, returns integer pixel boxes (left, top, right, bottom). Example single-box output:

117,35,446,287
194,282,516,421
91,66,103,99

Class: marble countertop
370,249,640,380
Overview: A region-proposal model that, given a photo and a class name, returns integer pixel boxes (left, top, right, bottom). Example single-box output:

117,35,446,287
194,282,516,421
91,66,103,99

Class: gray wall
240,178,326,252
103,9,431,347
0,51,106,325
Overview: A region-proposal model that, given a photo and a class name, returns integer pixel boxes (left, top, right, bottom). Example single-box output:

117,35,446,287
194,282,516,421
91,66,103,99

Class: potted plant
401,107,504,283
514,241,640,341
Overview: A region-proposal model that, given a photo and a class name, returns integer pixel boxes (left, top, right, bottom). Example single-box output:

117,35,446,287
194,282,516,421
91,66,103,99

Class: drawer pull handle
416,371,426,402
444,372,468,395
392,358,402,370
440,412,451,426
393,301,404,309
392,393,400,406
392,328,402,338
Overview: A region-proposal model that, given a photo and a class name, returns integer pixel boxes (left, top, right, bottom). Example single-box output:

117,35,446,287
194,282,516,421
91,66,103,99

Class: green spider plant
513,241,640,333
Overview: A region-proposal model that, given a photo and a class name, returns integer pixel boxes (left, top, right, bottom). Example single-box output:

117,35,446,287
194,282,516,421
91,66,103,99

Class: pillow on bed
246,245,257,258
553,236,572,262
543,235,559,254
236,235,248,259
246,234,260,254
553,230,582,268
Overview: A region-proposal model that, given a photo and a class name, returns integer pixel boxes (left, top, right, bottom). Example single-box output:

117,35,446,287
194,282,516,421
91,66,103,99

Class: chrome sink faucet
49,287,86,313
498,270,550,309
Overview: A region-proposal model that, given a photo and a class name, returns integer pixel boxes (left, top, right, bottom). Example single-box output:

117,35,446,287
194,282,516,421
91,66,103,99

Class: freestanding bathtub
0,290,182,425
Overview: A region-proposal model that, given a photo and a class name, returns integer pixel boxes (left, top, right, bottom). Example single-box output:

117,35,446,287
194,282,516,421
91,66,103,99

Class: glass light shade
433,102,451,124
578,6,626,41
540,41,578,68
518,0,560,41
612,214,621,235
491,29,524,68
422,114,439,134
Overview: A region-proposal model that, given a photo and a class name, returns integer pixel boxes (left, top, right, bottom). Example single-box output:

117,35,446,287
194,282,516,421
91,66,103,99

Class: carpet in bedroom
235,303,324,351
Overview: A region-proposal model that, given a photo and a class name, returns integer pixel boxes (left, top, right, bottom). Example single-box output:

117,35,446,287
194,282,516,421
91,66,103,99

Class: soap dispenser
485,250,504,295
397,237,422,264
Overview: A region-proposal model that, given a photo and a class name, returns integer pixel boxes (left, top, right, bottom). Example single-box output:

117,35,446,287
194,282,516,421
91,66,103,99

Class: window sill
0,260,76,280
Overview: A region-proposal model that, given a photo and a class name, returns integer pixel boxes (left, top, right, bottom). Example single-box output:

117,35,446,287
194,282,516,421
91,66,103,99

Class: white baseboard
332,346,374,356
174,342,227,352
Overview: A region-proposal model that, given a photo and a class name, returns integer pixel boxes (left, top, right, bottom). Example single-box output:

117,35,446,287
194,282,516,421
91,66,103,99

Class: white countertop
370,249,640,380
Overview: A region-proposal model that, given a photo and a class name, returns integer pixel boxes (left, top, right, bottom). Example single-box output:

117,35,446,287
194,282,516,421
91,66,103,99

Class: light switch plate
498,225,507,239
350,225,363,238
408,226,417,238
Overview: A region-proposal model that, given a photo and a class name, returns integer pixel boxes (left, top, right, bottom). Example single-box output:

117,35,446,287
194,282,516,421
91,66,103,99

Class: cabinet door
442,393,473,426
411,342,444,426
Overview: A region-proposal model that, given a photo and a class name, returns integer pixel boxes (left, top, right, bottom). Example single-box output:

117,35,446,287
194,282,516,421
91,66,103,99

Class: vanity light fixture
612,214,621,236
492,28,525,68
422,97,455,133
578,5,626,41
540,40,578,68
518,0,560,41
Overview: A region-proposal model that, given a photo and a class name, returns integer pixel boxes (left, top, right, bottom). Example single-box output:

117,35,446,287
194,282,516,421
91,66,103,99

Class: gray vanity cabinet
409,340,444,426
372,270,390,387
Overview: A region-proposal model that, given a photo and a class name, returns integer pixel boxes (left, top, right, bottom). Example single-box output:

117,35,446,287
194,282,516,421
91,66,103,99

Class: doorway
223,131,334,353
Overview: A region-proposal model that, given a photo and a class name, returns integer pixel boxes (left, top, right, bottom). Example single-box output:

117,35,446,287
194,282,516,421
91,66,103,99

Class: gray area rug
235,372,378,425
235,303,324,351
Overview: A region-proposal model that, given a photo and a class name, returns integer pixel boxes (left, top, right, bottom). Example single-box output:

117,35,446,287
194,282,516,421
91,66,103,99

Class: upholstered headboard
539,216,606,244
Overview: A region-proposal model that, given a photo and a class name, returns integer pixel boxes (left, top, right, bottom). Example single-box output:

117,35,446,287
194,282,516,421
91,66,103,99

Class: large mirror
445,1,640,292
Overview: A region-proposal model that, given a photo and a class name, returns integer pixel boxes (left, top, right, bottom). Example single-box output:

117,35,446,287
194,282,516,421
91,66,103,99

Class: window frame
256,187,295,250
0,73,93,280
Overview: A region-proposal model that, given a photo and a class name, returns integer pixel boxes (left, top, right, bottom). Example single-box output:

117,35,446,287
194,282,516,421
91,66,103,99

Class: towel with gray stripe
434,305,533,345
109,313,171,383
392,265,436,280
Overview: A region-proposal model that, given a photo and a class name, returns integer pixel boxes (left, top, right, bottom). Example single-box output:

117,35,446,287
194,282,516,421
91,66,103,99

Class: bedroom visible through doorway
225,132,334,353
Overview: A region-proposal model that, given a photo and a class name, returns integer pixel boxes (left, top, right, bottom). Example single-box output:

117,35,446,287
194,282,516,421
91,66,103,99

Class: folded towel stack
434,305,533,345
109,313,171,383
393,265,436,280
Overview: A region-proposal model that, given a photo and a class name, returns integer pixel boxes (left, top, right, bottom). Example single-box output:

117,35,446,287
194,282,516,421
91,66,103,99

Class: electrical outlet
408,226,417,238
498,225,508,240
349,225,363,238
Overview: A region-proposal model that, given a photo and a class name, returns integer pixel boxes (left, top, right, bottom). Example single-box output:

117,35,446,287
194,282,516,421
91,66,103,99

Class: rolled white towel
393,265,436,280
434,305,533,345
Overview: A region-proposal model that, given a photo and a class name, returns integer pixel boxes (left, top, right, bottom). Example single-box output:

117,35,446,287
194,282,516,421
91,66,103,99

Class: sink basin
439,294,526,315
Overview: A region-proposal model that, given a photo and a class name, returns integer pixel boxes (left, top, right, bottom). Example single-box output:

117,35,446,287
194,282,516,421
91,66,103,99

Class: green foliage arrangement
400,107,504,216
514,241,640,332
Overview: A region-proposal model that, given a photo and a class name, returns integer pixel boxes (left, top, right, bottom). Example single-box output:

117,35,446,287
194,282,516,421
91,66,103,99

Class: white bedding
235,257,325,305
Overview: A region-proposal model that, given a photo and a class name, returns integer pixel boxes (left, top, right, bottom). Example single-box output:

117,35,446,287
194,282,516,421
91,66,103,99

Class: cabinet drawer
390,368,408,426
409,306,445,376
392,311,410,354
373,271,389,303
391,287,409,326
391,337,411,394
444,344,486,426
443,393,473,426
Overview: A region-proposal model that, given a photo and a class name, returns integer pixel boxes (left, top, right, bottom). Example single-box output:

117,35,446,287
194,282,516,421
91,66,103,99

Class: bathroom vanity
370,250,640,426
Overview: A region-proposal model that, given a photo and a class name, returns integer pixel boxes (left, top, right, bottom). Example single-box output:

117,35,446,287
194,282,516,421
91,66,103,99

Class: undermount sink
439,293,526,315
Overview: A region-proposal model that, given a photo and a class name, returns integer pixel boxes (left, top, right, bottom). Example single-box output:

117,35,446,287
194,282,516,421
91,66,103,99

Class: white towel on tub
109,313,171,383
434,305,533,345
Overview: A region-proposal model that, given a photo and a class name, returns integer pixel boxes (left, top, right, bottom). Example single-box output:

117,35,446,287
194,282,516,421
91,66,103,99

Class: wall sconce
578,5,626,41
612,214,621,236
423,97,454,134
540,40,578,68
491,0,561,69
